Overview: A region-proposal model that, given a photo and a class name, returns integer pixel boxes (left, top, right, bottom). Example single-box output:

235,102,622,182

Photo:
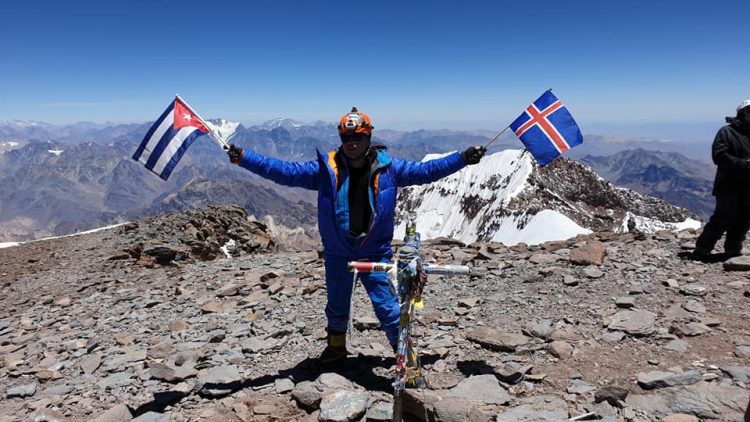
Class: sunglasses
341,134,370,144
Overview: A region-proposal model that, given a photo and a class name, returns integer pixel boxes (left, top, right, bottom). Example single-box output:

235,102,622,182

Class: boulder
319,390,370,422
467,328,531,352
607,310,657,336
569,241,606,265
636,371,701,389
447,374,511,405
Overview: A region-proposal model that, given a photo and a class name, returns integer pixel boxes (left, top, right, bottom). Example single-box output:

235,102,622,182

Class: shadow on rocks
131,391,189,416
130,353,417,417
131,358,316,417
329,351,441,392
457,360,524,385
676,250,728,263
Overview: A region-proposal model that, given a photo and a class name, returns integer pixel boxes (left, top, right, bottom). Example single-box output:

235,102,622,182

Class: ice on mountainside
260,117,306,129
207,119,240,142
395,149,697,246
259,118,329,130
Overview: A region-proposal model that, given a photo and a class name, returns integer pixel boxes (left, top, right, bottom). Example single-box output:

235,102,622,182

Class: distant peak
260,117,306,129
206,119,241,142
259,118,331,130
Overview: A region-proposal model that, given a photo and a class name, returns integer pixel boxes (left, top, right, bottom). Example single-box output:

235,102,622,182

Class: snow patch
622,212,701,233
220,239,236,258
0,223,127,249
489,210,591,245
48,149,64,156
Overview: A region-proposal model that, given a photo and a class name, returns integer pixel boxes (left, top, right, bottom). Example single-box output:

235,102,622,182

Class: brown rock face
569,240,607,265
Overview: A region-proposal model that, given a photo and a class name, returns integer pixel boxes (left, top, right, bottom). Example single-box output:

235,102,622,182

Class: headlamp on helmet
338,107,373,137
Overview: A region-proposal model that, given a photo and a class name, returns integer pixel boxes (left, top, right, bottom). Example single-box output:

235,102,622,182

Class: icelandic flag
509,90,583,166
132,97,210,180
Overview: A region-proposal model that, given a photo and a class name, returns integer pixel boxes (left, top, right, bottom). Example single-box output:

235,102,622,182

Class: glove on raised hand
228,144,243,164
461,146,486,165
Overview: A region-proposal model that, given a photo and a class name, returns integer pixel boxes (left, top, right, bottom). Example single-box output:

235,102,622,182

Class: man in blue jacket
228,107,485,368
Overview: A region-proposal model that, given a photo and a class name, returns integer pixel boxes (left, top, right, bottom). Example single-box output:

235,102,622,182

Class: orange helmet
338,107,373,136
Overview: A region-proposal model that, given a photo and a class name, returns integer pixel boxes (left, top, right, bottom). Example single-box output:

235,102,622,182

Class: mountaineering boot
690,247,711,262
723,247,742,259
314,330,347,372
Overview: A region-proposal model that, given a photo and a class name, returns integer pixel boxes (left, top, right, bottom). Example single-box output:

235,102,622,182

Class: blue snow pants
324,256,400,346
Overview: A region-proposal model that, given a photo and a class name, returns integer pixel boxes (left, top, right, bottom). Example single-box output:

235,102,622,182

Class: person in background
228,107,485,368
692,100,750,261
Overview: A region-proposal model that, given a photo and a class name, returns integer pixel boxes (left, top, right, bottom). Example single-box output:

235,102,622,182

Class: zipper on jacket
358,159,385,248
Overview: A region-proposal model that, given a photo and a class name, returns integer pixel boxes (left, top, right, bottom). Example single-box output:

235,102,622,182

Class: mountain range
0,119,716,244
578,149,715,221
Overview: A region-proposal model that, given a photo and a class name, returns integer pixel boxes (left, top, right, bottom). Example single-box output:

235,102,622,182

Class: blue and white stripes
132,99,209,180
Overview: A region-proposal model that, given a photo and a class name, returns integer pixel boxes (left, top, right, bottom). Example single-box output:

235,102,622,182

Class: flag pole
483,125,510,149
175,94,230,151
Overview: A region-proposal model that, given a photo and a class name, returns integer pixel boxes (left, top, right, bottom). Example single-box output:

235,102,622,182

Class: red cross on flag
509,90,583,166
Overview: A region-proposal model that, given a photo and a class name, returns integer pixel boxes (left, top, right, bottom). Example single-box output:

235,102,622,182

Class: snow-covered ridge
261,117,306,129
259,118,330,130
2,119,46,128
207,119,240,142
0,141,21,154
396,150,547,245
396,149,698,246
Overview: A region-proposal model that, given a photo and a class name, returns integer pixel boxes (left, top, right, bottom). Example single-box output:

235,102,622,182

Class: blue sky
1,0,747,140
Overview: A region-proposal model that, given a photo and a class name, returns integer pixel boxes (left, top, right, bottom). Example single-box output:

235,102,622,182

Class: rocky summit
1,206,750,421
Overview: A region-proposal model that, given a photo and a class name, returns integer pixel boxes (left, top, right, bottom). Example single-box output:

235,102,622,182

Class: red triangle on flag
173,98,209,133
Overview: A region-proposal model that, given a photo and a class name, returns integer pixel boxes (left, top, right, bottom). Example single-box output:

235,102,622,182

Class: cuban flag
509,90,583,166
132,97,210,180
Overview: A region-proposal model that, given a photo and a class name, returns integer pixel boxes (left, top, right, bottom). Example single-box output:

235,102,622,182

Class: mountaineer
228,107,485,367
693,100,750,261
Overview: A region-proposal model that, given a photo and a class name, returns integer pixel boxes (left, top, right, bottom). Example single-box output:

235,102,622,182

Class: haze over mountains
579,149,715,221
0,118,716,244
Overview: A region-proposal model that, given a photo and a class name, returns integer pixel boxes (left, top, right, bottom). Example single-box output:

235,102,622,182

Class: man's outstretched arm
229,145,319,190
394,146,485,187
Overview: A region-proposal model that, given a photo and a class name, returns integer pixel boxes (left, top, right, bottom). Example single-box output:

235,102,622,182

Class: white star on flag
183,113,192,121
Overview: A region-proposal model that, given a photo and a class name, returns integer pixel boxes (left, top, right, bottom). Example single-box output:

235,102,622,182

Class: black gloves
461,146,486,165
228,144,243,164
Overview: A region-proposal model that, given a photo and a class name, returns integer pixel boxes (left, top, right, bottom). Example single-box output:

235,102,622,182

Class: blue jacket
238,146,466,258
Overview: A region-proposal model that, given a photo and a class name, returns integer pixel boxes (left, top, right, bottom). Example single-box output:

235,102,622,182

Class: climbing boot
314,330,347,371
690,247,711,262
